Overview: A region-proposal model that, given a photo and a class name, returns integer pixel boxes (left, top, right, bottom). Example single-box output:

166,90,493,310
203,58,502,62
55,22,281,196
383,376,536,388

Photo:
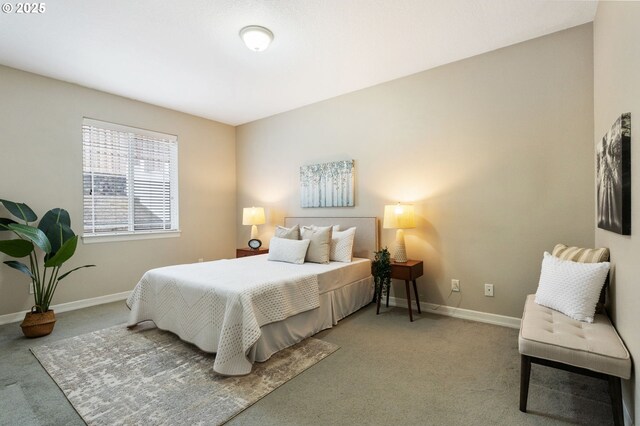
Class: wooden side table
376,259,424,322
236,247,269,258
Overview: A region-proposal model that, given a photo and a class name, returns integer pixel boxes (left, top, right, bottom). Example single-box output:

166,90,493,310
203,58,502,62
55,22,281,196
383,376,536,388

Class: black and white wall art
597,113,631,235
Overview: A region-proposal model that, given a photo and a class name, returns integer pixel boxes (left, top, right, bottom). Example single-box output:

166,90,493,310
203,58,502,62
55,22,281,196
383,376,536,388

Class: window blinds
82,118,179,236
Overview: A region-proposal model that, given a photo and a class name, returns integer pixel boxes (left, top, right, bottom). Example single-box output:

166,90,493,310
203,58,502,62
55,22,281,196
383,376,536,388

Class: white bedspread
126,257,320,375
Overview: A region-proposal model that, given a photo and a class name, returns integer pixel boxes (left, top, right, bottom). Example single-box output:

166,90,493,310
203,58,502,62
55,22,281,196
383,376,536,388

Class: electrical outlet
198,258,204,263
484,283,494,297
451,279,460,292
29,282,34,294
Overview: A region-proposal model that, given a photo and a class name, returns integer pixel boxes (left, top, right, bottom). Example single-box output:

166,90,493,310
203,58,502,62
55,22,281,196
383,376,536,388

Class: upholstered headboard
284,217,379,259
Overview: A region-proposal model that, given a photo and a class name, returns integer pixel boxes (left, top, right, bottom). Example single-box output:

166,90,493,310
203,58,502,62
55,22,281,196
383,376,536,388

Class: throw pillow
301,225,332,264
552,243,610,263
330,227,356,262
307,224,340,233
274,224,300,240
267,237,310,264
552,243,610,312
535,252,610,323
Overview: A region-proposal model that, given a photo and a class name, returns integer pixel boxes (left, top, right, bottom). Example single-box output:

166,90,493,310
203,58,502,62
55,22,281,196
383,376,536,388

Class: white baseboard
0,291,131,326
624,400,634,426
384,296,522,329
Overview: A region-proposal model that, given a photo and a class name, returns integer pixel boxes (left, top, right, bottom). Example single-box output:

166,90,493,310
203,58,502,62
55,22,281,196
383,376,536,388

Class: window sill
81,230,181,244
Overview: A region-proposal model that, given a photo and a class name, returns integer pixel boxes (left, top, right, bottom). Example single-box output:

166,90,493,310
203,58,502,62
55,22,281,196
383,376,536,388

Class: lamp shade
242,207,266,226
383,204,416,229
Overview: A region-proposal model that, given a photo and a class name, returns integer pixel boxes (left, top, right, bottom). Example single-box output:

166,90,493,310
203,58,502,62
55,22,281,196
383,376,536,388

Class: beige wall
594,2,640,422
0,65,236,317
237,24,594,319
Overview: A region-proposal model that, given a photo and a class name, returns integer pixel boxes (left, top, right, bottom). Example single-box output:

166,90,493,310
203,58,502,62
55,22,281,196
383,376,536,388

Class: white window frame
81,118,180,243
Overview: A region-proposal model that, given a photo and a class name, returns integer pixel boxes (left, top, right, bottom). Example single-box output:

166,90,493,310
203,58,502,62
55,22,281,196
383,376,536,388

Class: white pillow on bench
535,252,610,323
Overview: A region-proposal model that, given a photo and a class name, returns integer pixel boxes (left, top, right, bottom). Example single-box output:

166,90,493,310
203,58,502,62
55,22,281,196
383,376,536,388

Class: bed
126,217,378,376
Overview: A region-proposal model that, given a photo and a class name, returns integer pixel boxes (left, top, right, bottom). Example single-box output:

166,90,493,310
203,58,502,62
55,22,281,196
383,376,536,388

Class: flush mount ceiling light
239,25,274,52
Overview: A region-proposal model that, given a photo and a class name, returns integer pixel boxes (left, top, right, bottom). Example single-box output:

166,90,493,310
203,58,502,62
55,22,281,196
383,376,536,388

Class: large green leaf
0,239,34,257
3,260,34,278
38,208,71,234
7,223,51,253
0,218,18,231
58,264,96,281
44,235,77,267
44,223,74,262
0,200,37,223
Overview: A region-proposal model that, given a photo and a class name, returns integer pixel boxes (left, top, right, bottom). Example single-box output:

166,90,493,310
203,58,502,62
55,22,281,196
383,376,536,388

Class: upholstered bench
519,294,631,426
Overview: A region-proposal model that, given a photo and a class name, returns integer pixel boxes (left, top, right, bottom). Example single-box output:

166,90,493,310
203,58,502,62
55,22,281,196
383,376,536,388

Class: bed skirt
248,275,374,363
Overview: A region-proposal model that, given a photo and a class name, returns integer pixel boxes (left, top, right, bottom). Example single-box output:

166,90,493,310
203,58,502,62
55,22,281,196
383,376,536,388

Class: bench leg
608,376,624,426
520,355,531,412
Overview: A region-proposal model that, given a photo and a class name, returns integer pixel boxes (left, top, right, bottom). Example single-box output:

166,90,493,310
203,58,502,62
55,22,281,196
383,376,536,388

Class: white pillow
301,225,332,264
330,227,356,262
535,252,610,323
267,237,310,264
274,224,300,240
307,224,340,233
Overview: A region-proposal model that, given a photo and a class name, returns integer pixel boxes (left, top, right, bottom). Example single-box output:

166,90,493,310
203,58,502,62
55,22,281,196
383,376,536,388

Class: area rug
31,323,339,425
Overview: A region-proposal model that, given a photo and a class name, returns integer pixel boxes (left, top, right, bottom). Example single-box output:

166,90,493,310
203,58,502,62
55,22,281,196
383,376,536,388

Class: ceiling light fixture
239,25,274,52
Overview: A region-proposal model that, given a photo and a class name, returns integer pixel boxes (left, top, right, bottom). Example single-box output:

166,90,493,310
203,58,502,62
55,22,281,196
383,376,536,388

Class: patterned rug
31,323,339,425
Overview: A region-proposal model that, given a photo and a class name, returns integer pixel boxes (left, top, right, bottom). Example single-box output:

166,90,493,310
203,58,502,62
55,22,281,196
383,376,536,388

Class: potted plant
0,199,94,337
372,247,391,304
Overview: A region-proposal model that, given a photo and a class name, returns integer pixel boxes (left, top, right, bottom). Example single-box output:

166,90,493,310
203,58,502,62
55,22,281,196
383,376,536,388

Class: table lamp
242,207,266,249
383,203,416,263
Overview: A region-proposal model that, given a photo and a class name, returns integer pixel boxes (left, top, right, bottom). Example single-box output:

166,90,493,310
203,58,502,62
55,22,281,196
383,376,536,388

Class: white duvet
126,256,320,375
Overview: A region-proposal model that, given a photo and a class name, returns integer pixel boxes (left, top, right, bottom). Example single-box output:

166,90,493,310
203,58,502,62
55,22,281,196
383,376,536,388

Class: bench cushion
519,295,631,379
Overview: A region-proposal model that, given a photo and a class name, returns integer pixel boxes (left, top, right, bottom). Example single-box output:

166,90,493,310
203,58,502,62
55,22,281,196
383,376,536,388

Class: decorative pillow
535,252,610,323
330,227,356,262
274,224,300,240
267,237,310,264
301,225,332,264
552,243,610,263
307,224,340,233
552,243,610,312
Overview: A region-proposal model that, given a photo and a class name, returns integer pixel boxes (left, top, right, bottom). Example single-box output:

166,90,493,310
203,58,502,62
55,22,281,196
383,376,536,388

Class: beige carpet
31,322,338,425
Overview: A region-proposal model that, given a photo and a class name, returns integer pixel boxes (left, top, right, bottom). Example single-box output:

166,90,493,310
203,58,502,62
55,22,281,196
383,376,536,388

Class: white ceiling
0,0,597,125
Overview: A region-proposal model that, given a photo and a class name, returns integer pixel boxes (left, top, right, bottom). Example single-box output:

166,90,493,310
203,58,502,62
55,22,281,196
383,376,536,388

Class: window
82,118,179,241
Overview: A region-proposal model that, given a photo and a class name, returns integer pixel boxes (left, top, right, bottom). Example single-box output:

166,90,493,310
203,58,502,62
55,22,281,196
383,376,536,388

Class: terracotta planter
21,310,56,338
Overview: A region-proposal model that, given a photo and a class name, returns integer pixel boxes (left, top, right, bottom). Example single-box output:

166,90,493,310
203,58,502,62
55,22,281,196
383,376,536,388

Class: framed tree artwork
597,113,631,235
300,160,355,208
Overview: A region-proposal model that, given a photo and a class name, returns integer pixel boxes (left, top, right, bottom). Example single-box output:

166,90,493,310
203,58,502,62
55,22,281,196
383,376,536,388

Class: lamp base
393,229,408,263
393,248,408,263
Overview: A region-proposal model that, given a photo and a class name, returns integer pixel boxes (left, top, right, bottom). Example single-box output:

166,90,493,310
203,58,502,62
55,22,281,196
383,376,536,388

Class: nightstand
376,259,423,322
236,247,269,258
